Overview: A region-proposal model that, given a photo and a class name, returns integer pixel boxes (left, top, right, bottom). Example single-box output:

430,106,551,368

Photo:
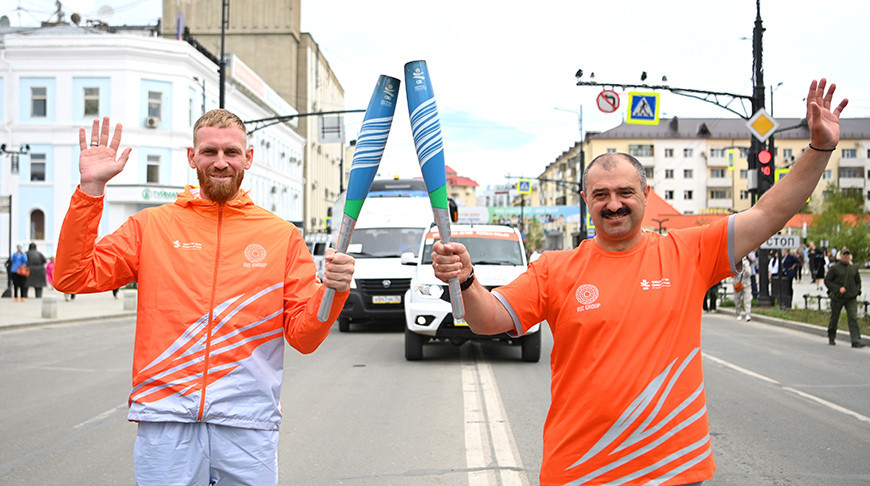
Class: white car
402,224,542,362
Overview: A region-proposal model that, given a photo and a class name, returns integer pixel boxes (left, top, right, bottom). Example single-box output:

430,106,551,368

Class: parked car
304,233,334,281
402,224,542,362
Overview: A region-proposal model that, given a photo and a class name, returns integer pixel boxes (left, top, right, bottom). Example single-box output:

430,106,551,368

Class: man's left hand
806,78,849,150
322,249,354,292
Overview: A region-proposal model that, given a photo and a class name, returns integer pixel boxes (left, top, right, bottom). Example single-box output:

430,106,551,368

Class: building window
841,148,857,159
710,148,725,158
783,148,793,160
31,87,47,117
683,169,693,179
606,148,617,153
739,169,748,179
148,91,162,119
664,190,674,200
740,190,749,200
684,190,693,200
665,169,674,179
30,153,46,182
822,170,832,180
644,167,654,179
83,87,100,117
30,209,45,240
710,189,727,199
839,167,862,178
146,155,160,183
711,168,726,178
629,144,654,157
664,148,674,158
683,148,693,158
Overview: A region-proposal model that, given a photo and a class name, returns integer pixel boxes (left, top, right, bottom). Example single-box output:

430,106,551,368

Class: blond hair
193,109,246,145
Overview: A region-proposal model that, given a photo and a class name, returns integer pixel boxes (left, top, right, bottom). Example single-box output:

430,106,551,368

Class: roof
588,117,870,141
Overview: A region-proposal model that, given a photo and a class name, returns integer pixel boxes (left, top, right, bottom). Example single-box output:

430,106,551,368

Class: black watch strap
460,269,475,291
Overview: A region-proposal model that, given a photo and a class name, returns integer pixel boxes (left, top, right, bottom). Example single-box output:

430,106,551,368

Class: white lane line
703,352,870,425
73,403,127,429
463,352,530,486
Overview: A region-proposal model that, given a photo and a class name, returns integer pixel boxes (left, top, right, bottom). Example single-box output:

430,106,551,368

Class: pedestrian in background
808,241,826,289
734,255,753,321
8,244,27,302
25,242,47,298
703,280,721,312
824,247,865,348
46,256,55,288
748,249,758,298
780,248,801,309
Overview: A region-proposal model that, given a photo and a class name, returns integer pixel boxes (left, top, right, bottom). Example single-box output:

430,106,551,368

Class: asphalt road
0,314,867,485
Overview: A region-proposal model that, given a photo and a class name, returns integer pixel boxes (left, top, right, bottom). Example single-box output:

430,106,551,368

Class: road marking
73,403,127,430
462,349,529,485
703,352,870,425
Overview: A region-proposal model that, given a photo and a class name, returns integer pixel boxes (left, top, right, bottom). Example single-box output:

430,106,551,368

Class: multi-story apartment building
584,117,870,214
0,23,304,259
525,117,870,250
162,0,347,235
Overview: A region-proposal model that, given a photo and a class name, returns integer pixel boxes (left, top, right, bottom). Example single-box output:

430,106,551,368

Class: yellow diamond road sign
746,109,779,142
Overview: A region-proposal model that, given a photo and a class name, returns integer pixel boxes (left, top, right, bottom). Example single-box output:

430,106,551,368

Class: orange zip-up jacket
54,186,348,430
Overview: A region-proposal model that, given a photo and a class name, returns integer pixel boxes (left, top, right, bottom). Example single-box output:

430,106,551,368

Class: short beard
197,167,244,203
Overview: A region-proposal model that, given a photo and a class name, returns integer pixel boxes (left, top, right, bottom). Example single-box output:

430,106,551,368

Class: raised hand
78,116,132,196
805,78,849,151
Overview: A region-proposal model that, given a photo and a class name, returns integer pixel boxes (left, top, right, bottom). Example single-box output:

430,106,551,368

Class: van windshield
348,228,425,258
421,236,524,266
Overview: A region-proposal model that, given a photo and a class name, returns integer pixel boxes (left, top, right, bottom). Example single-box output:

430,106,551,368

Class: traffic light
757,149,774,195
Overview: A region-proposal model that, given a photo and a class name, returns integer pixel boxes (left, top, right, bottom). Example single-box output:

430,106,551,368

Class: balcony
706,177,732,188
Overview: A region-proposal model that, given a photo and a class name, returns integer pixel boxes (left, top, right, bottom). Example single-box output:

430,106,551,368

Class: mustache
601,207,631,218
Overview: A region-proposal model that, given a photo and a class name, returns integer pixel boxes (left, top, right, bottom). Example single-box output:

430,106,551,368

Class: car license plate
372,295,401,304
454,317,468,327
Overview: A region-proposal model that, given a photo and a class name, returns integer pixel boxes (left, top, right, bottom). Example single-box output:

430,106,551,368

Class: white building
0,23,305,259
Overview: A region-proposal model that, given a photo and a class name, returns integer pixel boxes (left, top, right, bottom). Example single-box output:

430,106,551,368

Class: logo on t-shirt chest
640,278,671,290
575,284,601,312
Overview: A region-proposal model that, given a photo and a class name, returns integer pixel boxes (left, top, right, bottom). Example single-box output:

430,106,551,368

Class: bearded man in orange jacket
54,110,355,486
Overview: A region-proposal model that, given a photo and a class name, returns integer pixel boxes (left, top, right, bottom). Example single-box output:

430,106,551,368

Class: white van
332,179,436,332
402,224,542,362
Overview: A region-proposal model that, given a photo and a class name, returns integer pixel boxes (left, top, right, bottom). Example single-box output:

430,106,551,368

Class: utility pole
750,0,774,306
576,0,776,305
219,0,229,108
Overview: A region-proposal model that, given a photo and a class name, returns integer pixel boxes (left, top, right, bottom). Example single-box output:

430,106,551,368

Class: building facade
162,0,347,235
0,24,305,259
524,117,870,251
584,117,870,214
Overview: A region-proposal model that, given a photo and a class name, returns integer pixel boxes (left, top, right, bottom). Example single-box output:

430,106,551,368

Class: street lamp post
554,106,587,245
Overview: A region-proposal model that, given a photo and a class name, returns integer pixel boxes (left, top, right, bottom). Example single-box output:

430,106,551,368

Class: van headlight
414,283,443,299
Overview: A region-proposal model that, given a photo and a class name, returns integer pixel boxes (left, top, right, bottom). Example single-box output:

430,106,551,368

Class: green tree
524,216,544,256
807,183,870,263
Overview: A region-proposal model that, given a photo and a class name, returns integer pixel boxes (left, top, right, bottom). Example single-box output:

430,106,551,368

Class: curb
0,312,136,332
719,307,868,345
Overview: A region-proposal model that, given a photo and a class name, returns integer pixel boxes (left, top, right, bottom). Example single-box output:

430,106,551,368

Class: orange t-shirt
494,216,735,485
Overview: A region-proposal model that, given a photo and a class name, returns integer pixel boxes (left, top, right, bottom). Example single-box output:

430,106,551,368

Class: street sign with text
761,234,800,249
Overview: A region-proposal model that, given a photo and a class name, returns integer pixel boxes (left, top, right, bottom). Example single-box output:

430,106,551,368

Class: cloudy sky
4,0,869,188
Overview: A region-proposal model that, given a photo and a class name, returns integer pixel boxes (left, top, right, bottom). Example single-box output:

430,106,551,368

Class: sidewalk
720,273,869,346
0,286,136,331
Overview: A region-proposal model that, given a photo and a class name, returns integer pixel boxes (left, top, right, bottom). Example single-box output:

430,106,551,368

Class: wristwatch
460,269,475,291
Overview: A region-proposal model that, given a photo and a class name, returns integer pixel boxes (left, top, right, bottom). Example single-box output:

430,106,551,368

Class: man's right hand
78,116,132,196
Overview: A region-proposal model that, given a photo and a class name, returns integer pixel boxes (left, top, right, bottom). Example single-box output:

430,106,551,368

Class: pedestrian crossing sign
627,92,660,125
